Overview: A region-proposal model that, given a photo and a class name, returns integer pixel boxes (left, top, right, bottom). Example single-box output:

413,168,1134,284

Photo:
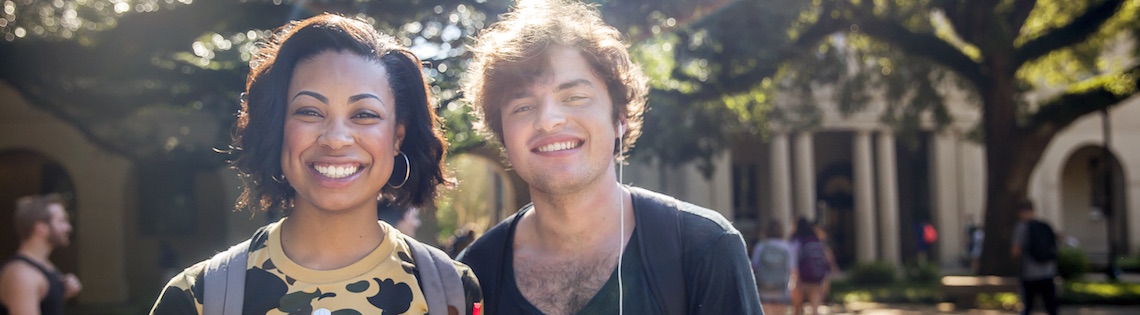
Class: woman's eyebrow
292,91,328,104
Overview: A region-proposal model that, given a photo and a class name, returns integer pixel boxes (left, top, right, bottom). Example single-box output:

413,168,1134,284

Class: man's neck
522,180,634,253
17,239,54,267
280,204,385,270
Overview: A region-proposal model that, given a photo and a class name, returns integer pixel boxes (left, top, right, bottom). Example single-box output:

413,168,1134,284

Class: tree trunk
975,49,1023,276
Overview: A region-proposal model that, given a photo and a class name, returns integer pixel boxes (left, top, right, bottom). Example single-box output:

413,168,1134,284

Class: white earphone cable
617,134,625,315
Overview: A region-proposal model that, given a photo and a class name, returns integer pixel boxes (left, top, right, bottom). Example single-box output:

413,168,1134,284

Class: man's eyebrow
506,79,593,101
509,90,534,101
555,79,592,92
292,91,328,104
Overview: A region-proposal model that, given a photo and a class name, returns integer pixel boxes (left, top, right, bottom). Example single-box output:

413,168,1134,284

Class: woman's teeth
314,164,358,178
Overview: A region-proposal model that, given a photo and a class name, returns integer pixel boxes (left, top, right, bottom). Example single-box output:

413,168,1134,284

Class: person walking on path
790,218,837,315
1010,199,1059,315
753,219,796,315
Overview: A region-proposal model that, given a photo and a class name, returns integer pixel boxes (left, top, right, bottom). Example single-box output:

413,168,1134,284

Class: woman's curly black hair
231,13,449,213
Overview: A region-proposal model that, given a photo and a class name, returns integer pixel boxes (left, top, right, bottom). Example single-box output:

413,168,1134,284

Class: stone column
931,132,963,268
794,132,816,220
877,131,901,265
771,132,794,230
854,130,878,262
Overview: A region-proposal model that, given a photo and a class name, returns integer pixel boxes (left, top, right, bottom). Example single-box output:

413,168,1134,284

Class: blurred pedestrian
378,199,422,237
916,220,937,264
1010,199,1058,315
0,194,82,315
790,218,836,315
753,219,795,315
444,225,476,258
157,241,180,288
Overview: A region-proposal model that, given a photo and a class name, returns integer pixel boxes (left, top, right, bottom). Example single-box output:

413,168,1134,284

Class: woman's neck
279,203,385,270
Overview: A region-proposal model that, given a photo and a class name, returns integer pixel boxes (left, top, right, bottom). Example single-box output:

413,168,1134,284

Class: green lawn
828,279,1140,307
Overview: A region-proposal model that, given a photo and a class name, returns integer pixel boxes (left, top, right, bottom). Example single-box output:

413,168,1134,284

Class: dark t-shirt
495,225,658,314
459,186,762,315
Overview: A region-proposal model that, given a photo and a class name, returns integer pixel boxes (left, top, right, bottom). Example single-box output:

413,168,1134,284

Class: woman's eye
294,108,322,117
512,105,533,113
353,112,381,119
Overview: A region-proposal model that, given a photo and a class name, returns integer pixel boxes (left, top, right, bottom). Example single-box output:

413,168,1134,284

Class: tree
0,0,505,226
5,0,1138,275
621,0,1140,276
0,0,505,165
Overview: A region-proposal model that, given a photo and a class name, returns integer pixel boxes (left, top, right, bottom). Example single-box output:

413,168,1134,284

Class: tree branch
1014,0,1125,67
1007,0,1038,34
1023,63,1140,140
941,0,999,45
853,13,985,85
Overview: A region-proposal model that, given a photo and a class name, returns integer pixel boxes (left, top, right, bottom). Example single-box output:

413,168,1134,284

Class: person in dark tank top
0,194,82,315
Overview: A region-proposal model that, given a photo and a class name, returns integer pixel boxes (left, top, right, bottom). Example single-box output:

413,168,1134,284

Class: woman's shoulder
390,234,483,306
151,260,209,314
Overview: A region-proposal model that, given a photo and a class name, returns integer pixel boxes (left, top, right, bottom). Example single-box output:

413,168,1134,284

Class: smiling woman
150,14,481,315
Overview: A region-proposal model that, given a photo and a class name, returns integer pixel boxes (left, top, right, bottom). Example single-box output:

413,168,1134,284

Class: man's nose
535,100,566,132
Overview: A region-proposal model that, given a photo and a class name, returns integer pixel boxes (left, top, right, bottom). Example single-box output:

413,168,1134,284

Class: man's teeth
538,141,579,153
314,165,358,178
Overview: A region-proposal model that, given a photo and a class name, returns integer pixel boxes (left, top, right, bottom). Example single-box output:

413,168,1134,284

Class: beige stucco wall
622,152,735,221
0,81,258,304
0,82,130,304
1030,95,1140,253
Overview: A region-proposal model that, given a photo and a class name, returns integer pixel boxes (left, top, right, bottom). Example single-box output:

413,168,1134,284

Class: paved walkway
790,303,1140,314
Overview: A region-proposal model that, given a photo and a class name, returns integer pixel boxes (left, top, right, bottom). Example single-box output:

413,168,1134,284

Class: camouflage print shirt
150,218,481,315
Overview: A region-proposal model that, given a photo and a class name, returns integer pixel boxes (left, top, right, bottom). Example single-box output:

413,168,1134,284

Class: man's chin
53,238,70,247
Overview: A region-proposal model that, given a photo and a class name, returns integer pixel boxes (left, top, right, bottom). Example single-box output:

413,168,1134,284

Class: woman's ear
394,123,406,154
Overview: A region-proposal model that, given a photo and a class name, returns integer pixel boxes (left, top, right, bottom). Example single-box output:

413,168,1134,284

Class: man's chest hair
514,252,617,314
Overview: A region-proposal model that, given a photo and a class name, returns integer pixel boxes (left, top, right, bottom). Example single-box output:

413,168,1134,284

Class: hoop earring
388,151,410,189
272,173,287,184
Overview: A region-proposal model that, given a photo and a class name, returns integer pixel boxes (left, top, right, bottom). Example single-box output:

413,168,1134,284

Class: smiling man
456,1,762,314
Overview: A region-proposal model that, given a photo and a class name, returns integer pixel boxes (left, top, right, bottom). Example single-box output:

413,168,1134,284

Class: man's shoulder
458,209,521,267
1030,219,1054,229
0,258,48,287
629,186,739,237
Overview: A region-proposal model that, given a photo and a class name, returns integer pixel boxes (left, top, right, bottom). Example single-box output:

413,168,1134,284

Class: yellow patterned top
150,218,481,315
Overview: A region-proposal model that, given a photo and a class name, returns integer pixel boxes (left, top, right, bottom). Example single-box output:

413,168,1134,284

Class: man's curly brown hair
463,0,649,159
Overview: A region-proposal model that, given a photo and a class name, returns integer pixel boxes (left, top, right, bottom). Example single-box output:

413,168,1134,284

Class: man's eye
512,105,533,113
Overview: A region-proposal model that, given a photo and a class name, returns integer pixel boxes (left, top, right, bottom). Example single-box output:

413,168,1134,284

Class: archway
0,150,79,274
1060,145,1129,260
816,162,855,268
435,150,519,246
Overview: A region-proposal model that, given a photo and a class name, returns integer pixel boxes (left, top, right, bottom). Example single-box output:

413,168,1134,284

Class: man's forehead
499,45,601,99
48,203,67,216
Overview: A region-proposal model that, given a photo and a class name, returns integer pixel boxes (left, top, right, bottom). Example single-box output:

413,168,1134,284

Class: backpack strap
203,239,251,315
632,187,688,315
405,236,466,315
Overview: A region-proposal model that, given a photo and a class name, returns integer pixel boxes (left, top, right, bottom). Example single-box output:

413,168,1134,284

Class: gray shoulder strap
406,236,466,315
203,239,250,315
